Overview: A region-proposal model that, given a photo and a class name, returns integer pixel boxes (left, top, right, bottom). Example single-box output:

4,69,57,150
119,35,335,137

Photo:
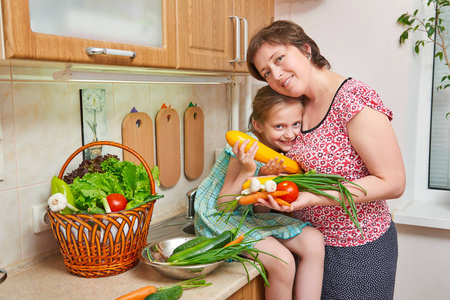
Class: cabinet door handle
239,17,248,62
229,16,240,62
86,47,137,58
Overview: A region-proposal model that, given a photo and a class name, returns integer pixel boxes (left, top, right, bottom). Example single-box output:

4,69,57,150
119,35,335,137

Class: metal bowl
139,237,224,280
0,269,7,284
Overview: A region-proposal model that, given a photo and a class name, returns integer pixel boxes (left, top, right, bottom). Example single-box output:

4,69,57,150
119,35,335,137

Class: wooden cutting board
184,106,204,180
121,112,154,168
155,107,181,187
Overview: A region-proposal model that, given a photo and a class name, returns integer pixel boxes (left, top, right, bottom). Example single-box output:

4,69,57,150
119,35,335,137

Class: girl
194,85,324,300
246,20,406,299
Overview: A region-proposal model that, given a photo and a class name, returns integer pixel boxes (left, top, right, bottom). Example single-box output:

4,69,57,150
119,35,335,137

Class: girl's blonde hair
247,20,330,82
248,85,303,132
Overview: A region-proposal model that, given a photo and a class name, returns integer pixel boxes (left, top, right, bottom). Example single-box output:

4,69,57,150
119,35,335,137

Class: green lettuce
70,157,163,212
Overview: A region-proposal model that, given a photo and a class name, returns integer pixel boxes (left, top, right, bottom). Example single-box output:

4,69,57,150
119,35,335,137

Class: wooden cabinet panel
227,275,265,300
234,0,274,73
176,0,235,72
176,0,274,73
1,0,177,68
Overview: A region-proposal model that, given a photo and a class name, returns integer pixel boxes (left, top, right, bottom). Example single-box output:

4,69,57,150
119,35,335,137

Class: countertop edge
0,252,261,300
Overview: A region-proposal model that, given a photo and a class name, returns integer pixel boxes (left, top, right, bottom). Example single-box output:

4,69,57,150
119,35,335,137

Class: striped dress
194,132,309,245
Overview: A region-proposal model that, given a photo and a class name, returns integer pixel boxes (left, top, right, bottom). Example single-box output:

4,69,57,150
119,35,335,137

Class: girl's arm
216,140,259,208
259,107,406,211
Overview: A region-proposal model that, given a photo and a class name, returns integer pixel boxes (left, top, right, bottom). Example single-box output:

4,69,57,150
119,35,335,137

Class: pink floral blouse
286,78,393,247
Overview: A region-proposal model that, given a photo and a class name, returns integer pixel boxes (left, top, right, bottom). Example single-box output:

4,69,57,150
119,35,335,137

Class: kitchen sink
147,214,195,243
182,224,195,235
146,189,197,242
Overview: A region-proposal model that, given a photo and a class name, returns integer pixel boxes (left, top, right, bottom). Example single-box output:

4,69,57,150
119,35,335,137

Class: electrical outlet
32,203,50,233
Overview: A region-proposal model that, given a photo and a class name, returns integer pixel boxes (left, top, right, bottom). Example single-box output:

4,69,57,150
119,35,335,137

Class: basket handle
58,141,155,194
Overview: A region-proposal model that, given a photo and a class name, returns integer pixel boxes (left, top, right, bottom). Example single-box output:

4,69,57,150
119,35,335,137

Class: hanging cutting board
121,112,155,168
184,106,204,180
156,107,181,187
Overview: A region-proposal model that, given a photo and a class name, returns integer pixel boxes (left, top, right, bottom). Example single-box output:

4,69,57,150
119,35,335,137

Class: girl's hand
259,157,287,176
232,139,258,174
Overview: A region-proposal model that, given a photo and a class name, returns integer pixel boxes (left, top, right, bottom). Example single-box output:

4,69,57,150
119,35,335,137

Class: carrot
273,197,291,207
115,286,157,300
238,191,288,205
223,234,245,247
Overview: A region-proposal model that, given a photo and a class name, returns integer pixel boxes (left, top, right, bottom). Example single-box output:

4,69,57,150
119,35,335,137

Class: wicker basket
47,141,157,278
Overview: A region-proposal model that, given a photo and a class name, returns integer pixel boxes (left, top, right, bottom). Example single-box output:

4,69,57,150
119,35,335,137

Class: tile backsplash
0,61,231,269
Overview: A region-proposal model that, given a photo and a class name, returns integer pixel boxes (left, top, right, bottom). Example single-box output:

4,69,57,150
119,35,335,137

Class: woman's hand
259,157,287,176
254,191,320,212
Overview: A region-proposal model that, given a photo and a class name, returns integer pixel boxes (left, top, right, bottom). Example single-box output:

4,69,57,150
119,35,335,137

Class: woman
246,20,406,299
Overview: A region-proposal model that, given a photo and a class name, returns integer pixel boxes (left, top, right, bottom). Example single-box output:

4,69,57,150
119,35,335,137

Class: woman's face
254,101,303,153
253,43,311,98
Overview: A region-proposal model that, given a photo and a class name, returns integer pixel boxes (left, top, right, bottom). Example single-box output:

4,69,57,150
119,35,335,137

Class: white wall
275,0,450,299
0,62,230,270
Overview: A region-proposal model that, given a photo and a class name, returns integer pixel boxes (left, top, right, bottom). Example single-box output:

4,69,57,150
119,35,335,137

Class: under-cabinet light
52,66,232,85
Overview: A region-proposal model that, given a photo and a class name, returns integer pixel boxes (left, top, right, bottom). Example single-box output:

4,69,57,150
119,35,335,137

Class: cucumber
172,236,209,255
167,231,233,263
144,285,183,300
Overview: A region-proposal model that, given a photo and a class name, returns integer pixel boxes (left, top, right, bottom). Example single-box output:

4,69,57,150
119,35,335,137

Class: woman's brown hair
248,85,303,132
247,20,330,81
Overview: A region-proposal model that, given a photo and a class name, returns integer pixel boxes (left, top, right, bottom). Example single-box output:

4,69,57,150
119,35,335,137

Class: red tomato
106,193,128,212
276,181,299,203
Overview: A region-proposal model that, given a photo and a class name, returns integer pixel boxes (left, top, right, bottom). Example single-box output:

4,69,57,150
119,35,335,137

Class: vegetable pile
115,276,211,300
48,155,163,214
145,220,284,287
217,170,366,237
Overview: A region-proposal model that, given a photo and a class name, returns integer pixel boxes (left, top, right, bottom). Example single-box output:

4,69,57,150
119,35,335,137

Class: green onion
168,240,284,287
274,170,367,237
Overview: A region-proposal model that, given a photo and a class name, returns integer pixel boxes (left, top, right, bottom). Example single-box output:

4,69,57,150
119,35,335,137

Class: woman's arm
258,107,406,211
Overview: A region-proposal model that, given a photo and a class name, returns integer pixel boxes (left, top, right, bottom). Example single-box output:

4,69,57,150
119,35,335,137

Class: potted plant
398,1,450,189
397,0,450,96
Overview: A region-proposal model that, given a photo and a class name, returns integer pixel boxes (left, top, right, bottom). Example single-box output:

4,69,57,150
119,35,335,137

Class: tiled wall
0,61,231,268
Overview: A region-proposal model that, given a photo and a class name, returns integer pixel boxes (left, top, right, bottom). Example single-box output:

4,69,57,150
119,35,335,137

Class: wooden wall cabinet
176,0,274,72
1,0,177,68
1,0,273,73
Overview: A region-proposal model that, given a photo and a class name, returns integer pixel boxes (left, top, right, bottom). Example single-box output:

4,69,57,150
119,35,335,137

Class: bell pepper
50,176,77,214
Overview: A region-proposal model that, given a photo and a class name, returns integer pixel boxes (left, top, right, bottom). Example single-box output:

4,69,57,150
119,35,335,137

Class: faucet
186,188,197,220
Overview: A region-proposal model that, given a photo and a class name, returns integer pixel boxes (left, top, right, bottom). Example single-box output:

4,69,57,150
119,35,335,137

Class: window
393,4,450,230
429,9,450,190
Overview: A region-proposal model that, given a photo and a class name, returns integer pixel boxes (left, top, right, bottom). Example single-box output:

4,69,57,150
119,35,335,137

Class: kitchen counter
0,214,261,300
0,253,259,300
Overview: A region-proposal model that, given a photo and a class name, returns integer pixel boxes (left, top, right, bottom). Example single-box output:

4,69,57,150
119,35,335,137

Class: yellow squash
225,131,302,174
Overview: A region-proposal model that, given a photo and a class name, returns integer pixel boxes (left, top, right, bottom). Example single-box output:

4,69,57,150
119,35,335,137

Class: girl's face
254,101,303,153
253,43,312,98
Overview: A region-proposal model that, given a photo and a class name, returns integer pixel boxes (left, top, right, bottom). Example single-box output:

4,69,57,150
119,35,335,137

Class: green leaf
415,45,420,54
151,166,161,186
399,31,409,44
